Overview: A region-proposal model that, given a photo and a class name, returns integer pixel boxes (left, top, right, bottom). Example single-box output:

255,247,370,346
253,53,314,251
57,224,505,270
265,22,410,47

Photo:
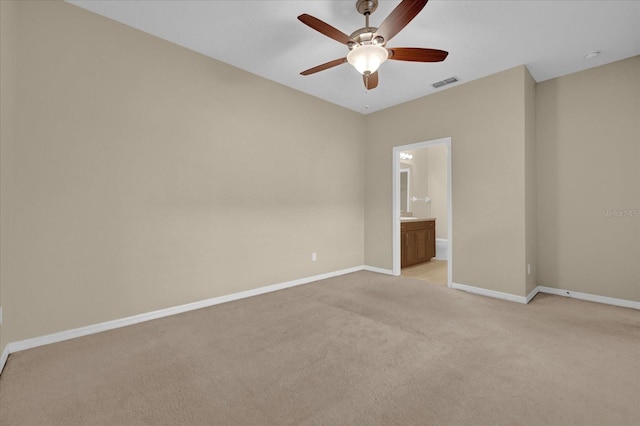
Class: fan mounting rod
351,0,384,47
356,0,378,16
356,0,378,31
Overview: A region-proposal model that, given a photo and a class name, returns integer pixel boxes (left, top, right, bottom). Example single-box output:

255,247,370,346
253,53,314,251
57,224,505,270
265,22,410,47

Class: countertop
400,217,436,222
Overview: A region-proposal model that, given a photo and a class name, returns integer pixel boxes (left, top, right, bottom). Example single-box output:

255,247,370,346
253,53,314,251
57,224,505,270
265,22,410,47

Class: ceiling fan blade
375,0,429,43
363,72,379,90
300,58,348,76
387,48,448,62
298,14,355,45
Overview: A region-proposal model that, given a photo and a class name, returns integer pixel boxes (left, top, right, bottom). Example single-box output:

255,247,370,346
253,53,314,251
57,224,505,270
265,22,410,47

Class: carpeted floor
1,271,638,425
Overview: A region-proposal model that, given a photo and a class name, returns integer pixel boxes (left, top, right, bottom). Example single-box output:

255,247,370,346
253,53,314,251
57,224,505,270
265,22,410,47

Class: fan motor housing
349,27,384,48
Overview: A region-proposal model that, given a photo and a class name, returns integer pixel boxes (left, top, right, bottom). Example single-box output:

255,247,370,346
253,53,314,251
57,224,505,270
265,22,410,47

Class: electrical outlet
312,252,317,262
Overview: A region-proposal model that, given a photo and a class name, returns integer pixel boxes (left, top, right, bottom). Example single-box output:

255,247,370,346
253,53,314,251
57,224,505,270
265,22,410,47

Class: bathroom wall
399,164,411,213
402,150,430,219
426,145,448,240
402,146,448,240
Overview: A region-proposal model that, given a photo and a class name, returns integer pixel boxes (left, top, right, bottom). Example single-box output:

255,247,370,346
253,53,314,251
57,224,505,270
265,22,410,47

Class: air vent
432,76,460,89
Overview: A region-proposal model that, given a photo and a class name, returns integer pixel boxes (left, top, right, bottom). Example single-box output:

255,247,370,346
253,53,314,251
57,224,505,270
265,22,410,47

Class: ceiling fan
298,0,448,90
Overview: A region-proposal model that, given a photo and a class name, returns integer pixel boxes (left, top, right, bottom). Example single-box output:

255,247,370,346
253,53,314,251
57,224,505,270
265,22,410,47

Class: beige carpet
1,271,638,425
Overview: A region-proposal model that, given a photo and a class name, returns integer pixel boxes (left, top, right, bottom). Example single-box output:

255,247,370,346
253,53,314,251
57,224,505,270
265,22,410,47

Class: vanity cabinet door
400,224,408,268
416,228,436,263
401,219,436,268
426,227,436,260
406,231,418,266
416,228,428,263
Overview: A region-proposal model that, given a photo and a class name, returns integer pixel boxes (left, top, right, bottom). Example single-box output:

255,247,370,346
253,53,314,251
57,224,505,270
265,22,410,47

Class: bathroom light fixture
411,196,431,203
400,152,413,160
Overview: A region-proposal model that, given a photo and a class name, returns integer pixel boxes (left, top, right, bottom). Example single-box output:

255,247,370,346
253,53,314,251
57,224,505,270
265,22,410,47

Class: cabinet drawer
404,220,435,231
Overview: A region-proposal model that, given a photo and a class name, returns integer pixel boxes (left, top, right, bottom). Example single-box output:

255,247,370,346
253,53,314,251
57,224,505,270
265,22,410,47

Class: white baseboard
6,269,633,375
451,282,639,310
526,286,540,304
363,265,394,275
0,346,9,375
451,282,529,304
536,286,640,310
0,265,372,375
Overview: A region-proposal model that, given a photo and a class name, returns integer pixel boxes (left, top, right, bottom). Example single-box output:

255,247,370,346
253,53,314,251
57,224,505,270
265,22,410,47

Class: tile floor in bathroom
401,260,448,286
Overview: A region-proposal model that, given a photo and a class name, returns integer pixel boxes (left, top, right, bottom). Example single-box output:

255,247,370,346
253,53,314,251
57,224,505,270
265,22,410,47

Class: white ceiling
67,0,640,114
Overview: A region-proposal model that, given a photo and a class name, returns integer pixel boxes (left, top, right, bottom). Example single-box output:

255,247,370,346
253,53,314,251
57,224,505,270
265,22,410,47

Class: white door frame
392,137,452,287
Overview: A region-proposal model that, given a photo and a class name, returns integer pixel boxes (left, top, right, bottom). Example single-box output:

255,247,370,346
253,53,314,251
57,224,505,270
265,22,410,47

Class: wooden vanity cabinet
401,219,436,268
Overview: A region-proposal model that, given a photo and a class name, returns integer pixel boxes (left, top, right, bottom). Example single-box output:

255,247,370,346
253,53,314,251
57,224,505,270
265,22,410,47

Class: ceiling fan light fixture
298,0,446,89
347,44,388,75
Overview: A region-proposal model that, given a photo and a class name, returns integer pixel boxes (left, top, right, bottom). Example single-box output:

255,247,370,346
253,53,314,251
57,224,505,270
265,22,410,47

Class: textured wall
537,56,639,301
2,0,365,345
524,67,538,295
0,0,19,354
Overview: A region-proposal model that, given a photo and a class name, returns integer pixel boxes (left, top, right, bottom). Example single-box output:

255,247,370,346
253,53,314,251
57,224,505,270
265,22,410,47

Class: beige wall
1,0,365,346
365,66,530,297
0,0,19,353
426,144,448,240
525,67,538,295
537,56,639,301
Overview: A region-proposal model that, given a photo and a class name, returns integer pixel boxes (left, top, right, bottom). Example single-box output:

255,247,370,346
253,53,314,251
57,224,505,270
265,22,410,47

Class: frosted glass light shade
347,44,388,74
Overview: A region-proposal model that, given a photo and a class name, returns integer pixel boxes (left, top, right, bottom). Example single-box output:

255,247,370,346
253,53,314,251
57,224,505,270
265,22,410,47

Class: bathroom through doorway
392,137,452,287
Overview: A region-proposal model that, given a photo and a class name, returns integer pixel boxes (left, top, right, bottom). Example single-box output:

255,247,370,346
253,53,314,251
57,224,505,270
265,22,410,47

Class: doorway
392,138,452,287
